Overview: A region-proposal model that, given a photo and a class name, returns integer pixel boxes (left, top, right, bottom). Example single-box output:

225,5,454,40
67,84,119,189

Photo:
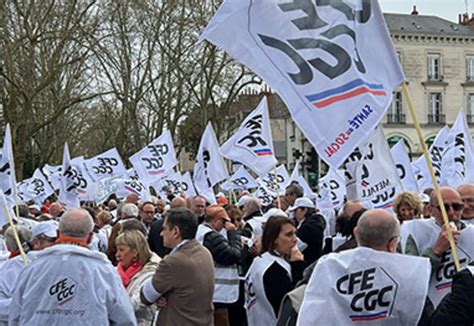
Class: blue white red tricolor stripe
254,149,273,156
306,79,387,109
350,311,388,322
435,281,452,291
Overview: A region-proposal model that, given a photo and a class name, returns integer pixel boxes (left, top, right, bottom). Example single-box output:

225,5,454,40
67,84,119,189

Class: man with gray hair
9,209,136,325
120,203,139,222
297,209,431,325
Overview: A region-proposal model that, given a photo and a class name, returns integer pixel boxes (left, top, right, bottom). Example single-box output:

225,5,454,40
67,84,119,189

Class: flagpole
2,201,27,264
274,166,281,209
401,82,460,271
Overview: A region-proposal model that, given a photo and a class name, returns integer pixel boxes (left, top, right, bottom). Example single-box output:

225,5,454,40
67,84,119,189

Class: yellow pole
273,166,281,209
2,202,27,264
401,82,460,271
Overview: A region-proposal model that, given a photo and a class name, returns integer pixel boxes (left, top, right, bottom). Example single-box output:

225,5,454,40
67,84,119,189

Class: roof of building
384,13,474,37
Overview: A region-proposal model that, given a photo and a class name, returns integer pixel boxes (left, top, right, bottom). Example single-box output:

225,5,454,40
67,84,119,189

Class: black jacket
203,227,242,266
147,219,171,258
431,267,474,326
296,212,326,265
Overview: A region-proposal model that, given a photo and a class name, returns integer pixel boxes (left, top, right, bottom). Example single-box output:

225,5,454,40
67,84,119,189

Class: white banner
200,0,404,169
258,165,290,196
443,110,474,188
390,140,419,193
289,162,300,182
194,123,229,204
317,167,346,210
129,130,178,181
412,126,450,191
42,164,62,190
221,166,259,191
155,171,196,198
0,124,18,209
0,190,16,227
23,169,55,205
84,148,127,182
59,143,81,209
253,186,275,207
298,247,430,325
352,127,400,209
220,98,277,176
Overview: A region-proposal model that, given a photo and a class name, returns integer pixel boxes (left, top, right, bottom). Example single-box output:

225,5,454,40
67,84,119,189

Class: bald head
59,209,94,242
429,187,463,223
355,209,400,252
171,196,186,208
458,184,474,219
343,200,364,218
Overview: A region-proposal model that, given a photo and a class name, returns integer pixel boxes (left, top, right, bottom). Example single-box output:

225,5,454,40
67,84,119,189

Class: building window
428,93,444,123
427,53,441,81
467,93,474,123
387,92,405,123
396,51,402,64
467,55,474,81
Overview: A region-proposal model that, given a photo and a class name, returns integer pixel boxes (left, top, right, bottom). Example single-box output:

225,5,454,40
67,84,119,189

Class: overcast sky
379,0,468,23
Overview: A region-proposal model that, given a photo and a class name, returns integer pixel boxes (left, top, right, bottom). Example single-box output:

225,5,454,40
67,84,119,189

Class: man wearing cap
0,222,57,323
30,220,58,250
196,205,241,326
288,197,326,264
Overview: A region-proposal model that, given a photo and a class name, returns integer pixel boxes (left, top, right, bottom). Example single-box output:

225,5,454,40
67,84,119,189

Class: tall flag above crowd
220,98,277,176
193,123,229,204
200,0,404,169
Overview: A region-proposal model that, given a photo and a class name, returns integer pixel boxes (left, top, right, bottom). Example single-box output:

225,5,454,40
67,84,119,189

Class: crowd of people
0,182,473,325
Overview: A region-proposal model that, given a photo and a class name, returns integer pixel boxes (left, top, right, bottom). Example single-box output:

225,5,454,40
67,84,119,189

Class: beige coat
127,252,161,326
152,239,215,326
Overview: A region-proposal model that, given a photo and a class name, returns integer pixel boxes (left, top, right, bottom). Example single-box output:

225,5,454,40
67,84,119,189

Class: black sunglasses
433,202,464,211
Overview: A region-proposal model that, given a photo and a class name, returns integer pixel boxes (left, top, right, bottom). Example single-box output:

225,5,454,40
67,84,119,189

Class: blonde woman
116,230,161,325
393,192,423,224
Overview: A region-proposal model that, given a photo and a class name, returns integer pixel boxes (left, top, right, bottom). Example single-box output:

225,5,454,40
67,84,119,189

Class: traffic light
305,148,318,173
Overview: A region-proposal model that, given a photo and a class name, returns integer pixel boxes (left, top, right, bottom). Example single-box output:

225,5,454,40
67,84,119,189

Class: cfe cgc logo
49,278,77,305
335,267,398,322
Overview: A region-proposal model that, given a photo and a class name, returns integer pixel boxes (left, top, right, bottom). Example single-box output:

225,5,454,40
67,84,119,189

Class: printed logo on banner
0,161,13,196
63,166,87,194
92,157,118,175
49,277,77,305
335,267,398,322
232,177,249,187
141,144,169,176
235,114,273,157
433,249,469,292
261,173,284,193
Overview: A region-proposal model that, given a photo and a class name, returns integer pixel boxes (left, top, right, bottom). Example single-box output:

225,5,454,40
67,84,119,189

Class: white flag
0,124,18,208
221,166,259,191
200,0,404,169
351,126,400,209
443,110,474,187
390,140,419,193
194,123,229,204
84,148,127,182
296,176,315,199
220,98,277,176
412,126,450,191
289,162,300,182
317,168,346,210
253,186,276,207
258,165,290,196
0,190,16,227
42,164,62,190
25,169,55,205
129,130,178,181
181,172,197,198
59,143,80,209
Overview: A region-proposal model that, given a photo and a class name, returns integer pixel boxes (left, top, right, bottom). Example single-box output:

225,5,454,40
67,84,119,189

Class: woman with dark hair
245,215,306,326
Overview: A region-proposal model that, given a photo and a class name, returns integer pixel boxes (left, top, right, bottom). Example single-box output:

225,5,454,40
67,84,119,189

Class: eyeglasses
462,198,474,205
433,202,464,211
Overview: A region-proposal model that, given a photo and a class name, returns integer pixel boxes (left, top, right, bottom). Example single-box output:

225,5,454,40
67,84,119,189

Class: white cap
31,221,58,238
288,197,315,211
262,208,288,221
